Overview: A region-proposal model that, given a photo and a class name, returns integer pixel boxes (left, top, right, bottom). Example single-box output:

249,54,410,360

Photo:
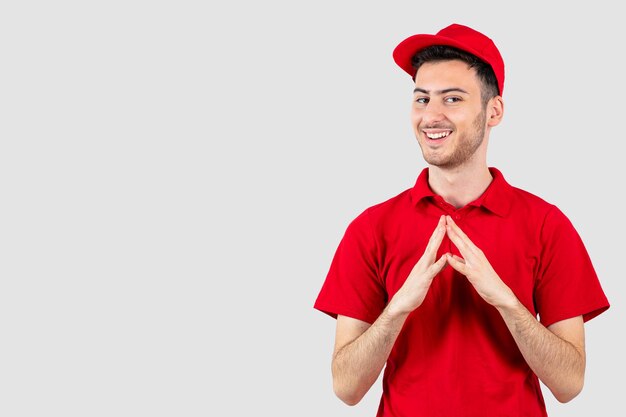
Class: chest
378,209,540,314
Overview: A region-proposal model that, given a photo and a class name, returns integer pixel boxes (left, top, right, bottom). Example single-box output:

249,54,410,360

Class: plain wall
0,1,622,416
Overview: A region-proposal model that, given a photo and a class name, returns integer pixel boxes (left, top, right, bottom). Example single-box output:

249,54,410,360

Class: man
314,24,610,417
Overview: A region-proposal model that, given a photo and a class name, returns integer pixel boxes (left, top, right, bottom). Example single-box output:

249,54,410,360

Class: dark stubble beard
423,107,487,169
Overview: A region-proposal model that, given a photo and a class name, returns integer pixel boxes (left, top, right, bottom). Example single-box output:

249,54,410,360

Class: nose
420,101,446,125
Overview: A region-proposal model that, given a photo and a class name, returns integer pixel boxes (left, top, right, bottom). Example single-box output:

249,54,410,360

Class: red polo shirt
314,167,610,417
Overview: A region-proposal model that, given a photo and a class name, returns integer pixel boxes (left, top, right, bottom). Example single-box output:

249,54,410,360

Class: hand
388,215,449,316
444,215,517,308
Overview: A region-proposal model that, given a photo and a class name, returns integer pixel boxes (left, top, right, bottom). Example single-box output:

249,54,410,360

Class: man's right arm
331,215,449,405
331,308,408,405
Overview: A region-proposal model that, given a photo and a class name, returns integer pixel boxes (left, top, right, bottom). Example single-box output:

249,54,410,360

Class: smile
424,130,451,140
422,129,453,145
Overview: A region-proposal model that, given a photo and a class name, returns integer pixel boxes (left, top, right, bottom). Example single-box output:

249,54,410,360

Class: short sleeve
534,205,610,327
313,209,386,324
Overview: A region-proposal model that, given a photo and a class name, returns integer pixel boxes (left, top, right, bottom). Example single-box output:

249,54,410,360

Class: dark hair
411,45,499,106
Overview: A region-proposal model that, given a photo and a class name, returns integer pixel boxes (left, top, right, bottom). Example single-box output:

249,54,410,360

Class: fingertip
446,253,456,263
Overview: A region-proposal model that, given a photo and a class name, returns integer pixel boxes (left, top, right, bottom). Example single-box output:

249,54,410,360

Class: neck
427,163,493,209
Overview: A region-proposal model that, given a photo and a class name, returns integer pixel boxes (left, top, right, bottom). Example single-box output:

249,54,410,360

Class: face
411,60,493,169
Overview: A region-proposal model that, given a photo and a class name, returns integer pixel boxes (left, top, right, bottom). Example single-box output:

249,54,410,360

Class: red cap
392,23,505,95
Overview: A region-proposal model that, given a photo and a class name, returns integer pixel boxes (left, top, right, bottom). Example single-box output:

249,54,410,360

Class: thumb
427,253,448,277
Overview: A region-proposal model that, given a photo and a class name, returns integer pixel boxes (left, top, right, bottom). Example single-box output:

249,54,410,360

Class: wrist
494,290,522,314
385,298,412,321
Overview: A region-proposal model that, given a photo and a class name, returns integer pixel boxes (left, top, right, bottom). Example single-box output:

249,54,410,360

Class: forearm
496,298,585,402
332,304,409,405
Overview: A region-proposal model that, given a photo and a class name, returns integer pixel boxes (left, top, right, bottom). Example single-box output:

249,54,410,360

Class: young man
314,24,610,417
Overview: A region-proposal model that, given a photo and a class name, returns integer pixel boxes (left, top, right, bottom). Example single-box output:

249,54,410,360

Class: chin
422,153,447,167
424,156,462,169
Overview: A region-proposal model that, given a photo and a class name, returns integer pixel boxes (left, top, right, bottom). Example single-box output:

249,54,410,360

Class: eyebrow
413,87,470,95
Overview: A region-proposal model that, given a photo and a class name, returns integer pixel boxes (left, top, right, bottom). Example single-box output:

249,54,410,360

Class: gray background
0,1,622,416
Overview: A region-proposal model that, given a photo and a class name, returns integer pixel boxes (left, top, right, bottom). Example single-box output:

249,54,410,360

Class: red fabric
314,167,610,417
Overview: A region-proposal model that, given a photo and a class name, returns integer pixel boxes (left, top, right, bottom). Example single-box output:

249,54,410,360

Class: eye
415,97,429,104
445,96,462,103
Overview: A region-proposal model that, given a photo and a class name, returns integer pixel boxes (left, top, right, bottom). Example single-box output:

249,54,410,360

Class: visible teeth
426,131,451,139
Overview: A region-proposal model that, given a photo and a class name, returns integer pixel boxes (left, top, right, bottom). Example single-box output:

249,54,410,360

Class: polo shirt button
454,214,461,220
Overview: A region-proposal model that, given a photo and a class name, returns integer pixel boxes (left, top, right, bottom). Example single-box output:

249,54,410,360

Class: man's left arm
496,301,585,403
444,215,585,403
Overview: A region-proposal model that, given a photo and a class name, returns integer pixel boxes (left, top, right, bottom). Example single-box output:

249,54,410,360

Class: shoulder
342,187,413,240
505,180,561,223
509,183,554,212
353,187,413,225
504,181,575,238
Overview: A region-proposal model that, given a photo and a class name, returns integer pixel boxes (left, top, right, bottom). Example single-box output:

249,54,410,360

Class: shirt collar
409,166,513,217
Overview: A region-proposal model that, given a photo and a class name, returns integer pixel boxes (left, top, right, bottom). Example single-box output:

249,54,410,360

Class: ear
486,96,504,127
